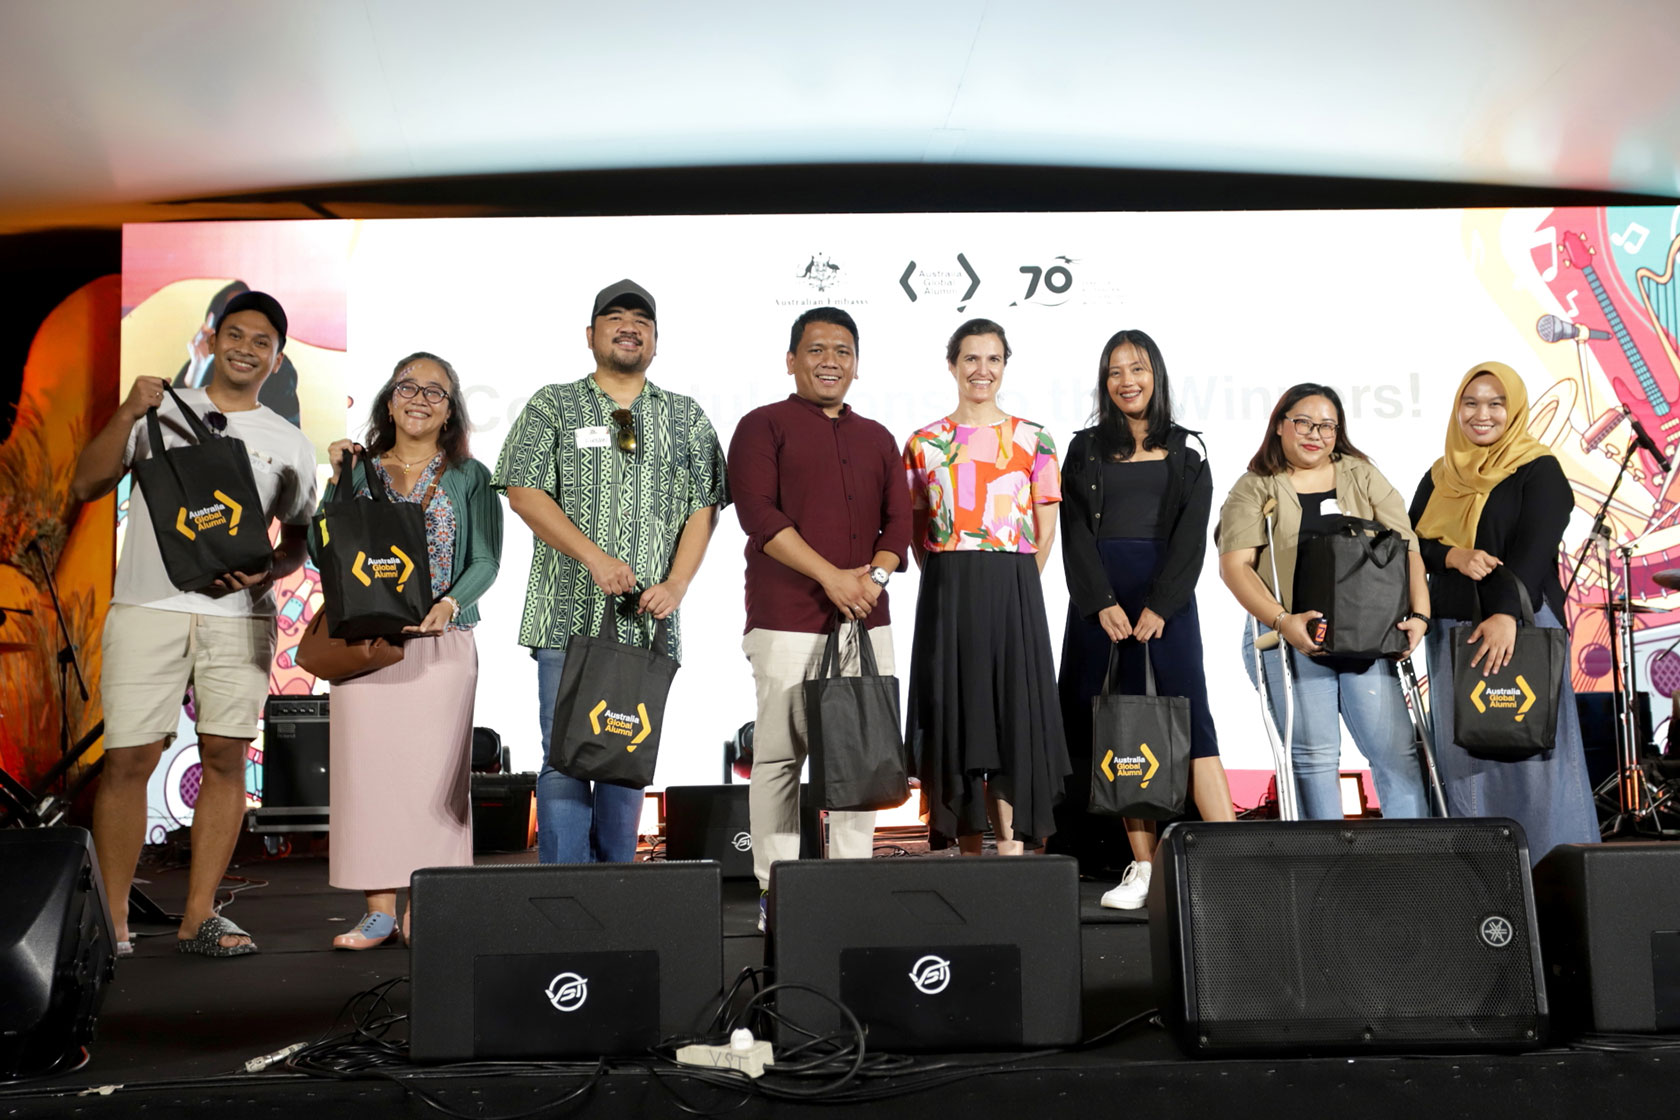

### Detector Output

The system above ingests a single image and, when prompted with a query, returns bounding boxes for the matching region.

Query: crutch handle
[1254,630,1282,652]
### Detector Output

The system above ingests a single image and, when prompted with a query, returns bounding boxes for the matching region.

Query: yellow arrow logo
[629,703,652,748]
[1138,743,1160,788]
[1100,749,1115,781]
[1471,680,1487,714]
[392,546,415,592]
[589,700,607,735]
[317,517,329,546]
[175,507,196,540]
[213,489,243,535]
[1514,675,1535,722]
[352,551,372,586]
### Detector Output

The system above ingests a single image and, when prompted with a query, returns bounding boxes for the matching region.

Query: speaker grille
[1180,823,1538,1047]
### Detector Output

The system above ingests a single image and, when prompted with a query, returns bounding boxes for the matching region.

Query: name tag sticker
[576,426,611,449]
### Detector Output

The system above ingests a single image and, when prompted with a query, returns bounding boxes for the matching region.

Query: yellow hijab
[1415,362,1551,550]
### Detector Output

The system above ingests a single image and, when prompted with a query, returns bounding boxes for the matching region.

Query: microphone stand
[14,541,176,926]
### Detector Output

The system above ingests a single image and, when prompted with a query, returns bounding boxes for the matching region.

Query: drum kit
[1587,561,1680,839]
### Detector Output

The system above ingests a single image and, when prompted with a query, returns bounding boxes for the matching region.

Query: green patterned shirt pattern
[490,376,728,661]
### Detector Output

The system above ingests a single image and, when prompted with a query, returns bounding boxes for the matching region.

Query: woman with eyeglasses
[1215,384,1432,820]
[903,318,1070,854]
[310,352,504,948]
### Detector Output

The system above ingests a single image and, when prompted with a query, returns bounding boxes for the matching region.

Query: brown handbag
[295,610,404,682]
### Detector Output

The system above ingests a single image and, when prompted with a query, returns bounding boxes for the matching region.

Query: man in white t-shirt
[72,291,319,958]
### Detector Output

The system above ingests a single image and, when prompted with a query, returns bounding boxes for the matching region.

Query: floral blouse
[903,416,1061,553]
[366,457,471,632]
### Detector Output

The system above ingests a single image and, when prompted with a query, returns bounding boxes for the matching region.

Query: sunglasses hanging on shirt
[611,409,637,454]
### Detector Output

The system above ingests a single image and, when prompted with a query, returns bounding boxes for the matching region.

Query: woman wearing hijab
[1409,362,1597,863]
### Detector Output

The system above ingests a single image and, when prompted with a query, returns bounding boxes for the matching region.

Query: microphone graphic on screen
[1624,406,1673,473]
[1536,314,1611,343]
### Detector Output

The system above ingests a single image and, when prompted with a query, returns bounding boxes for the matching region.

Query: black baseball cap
[591,279,656,322]
[217,290,288,349]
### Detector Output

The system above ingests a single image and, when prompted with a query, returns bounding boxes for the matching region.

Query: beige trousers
[742,625,895,889]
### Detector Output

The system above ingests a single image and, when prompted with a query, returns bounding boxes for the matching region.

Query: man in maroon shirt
[728,307,912,929]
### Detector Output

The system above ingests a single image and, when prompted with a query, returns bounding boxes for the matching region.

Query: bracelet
[1270,610,1287,632]
[442,596,460,621]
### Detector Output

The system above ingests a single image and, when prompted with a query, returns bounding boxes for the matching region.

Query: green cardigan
[308,457,503,627]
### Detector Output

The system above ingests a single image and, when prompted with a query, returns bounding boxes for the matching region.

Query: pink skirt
[328,628,476,891]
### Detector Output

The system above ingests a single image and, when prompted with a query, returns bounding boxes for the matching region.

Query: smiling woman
[307,350,503,949]
[903,318,1070,856]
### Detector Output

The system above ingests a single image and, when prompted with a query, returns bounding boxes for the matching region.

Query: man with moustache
[495,279,727,864]
[727,307,910,929]
[72,291,318,957]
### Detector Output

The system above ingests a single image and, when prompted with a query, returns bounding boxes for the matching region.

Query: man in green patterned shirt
[492,279,728,863]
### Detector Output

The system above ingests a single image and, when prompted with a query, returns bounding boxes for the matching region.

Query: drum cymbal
[1653,569,1680,592]
[1600,602,1664,614]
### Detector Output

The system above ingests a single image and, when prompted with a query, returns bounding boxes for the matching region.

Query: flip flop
[177,915,258,958]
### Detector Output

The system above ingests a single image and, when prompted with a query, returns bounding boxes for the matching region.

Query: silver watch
[868,566,890,587]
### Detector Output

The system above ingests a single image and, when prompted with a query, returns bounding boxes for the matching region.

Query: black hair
[1090,329,1174,460]
[945,318,1011,364]
[787,306,859,354]
[1247,382,1369,475]
[364,351,473,467]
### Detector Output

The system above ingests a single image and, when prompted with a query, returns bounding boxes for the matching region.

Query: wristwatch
[1403,611,1431,633]
[868,567,890,587]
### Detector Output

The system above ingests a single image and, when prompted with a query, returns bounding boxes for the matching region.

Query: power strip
[675,1029,775,1079]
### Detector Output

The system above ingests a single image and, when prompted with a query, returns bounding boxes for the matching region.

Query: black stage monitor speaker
[769,856,1082,1050]
[1533,841,1680,1035]
[262,695,329,809]
[409,863,722,1061]
[664,784,821,879]
[1149,818,1546,1055]
[0,827,117,1078]
[471,772,537,853]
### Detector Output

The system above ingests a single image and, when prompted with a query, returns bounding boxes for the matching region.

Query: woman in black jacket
[1055,330,1233,908]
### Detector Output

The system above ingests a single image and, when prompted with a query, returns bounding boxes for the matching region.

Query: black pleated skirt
[905,551,1071,847]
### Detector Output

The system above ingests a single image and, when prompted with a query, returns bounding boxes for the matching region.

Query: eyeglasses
[393,380,450,405]
[611,409,637,453]
[1286,415,1339,438]
[204,411,227,433]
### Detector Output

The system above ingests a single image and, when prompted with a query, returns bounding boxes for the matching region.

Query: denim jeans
[1242,626,1430,820]
[533,646,644,863]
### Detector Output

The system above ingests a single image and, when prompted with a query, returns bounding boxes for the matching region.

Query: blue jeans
[1243,627,1430,820]
[533,646,644,863]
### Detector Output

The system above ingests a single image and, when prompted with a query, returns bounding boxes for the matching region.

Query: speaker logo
[545,971,589,1012]
[1479,915,1514,948]
[731,831,753,852]
[1469,677,1536,721]
[908,955,951,995]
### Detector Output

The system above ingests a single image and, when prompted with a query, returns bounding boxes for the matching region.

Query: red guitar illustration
[1559,230,1680,474]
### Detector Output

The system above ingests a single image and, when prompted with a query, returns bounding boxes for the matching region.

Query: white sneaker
[1100,861,1152,910]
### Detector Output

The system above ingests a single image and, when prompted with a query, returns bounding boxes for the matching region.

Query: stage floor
[2,844,1673,1118]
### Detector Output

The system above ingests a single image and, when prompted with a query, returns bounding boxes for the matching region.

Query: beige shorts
[101,604,275,749]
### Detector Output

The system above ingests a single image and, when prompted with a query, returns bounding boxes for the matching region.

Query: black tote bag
[1088,642,1191,820]
[548,597,679,789]
[132,386,272,592]
[314,450,435,640]
[1450,568,1565,758]
[802,619,909,812]
[1293,515,1411,658]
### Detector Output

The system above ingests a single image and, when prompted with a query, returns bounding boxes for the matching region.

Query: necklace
[385,450,437,471]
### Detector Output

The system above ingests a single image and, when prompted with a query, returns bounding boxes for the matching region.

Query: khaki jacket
[1215,456,1418,612]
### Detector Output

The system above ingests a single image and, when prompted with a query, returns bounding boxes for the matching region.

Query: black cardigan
[1060,425,1211,621]
[1407,455,1572,621]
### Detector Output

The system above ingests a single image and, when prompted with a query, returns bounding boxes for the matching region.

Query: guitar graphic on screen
[1559,230,1680,464]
